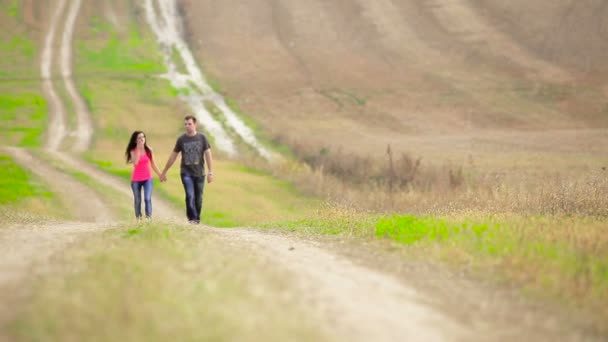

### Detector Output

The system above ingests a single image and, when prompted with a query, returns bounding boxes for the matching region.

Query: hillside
[179,0,608,168]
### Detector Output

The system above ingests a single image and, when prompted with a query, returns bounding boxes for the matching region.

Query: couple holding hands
[125,115,213,224]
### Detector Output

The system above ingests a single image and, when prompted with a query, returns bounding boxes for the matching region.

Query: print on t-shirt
[183,140,202,165]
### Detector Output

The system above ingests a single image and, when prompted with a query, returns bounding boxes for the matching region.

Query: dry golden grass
[9,223,329,341]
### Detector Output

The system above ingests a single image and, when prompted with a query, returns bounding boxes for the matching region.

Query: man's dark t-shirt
[173,133,211,177]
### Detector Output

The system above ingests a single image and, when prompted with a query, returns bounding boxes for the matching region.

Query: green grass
[5,0,19,18]
[0,12,46,147]
[0,154,53,204]
[9,223,327,341]
[268,208,608,331]
[262,202,378,236]
[375,215,496,245]
[0,35,35,59]
[378,213,608,329]
[77,35,165,76]
[0,92,47,147]
[0,153,67,222]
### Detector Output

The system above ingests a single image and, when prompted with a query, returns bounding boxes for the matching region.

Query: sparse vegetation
[0,153,66,223]
[376,213,608,332]
[2,0,608,339]
[10,223,327,341]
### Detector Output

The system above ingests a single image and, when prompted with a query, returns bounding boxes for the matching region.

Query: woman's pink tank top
[132,150,152,181]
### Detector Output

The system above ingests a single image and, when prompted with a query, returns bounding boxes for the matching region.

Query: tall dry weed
[262,138,608,216]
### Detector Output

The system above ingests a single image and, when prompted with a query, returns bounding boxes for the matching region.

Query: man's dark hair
[184,115,197,123]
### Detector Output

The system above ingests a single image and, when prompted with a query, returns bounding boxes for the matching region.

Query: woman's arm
[149,148,162,177]
[130,149,140,166]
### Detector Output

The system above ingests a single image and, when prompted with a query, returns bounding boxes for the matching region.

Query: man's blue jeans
[180,173,205,223]
[131,178,153,219]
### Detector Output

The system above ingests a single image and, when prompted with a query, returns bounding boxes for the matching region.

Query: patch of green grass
[0,92,47,147]
[74,20,170,109]
[374,213,608,328]
[77,35,164,76]
[4,0,19,18]
[0,24,45,147]
[0,35,35,58]
[375,215,495,245]
[0,154,53,204]
[266,207,608,330]
[0,26,38,80]
[262,202,378,236]
[0,153,66,222]
[10,223,327,341]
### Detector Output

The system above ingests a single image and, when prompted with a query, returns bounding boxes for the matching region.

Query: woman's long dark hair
[125,131,152,163]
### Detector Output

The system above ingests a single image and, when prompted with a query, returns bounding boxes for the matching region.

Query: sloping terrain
[179,0,608,166]
[1,1,606,340]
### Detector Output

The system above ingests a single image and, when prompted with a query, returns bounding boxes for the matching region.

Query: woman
[125,131,162,220]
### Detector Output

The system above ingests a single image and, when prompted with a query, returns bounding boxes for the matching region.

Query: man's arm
[204,148,213,183]
[160,151,179,182]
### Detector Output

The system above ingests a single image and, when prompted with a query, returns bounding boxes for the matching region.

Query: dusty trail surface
[220,229,470,341]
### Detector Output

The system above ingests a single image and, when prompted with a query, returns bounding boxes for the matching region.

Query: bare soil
[179,0,608,163]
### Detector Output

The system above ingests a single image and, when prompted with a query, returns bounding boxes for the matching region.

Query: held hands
[157,172,211,183]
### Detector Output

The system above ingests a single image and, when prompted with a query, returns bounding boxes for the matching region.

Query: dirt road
[0,1,603,340]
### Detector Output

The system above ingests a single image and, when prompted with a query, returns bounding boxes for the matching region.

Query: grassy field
[267,207,608,332]
[0,153,68,223]
[0,3,45,148]
[9,223,328,341]
[1,1,607,338]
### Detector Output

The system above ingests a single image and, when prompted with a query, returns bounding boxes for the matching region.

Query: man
[160,115,214,224]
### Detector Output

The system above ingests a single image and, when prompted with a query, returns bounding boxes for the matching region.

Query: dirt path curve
[218,228,472,341]
[41,0,92,153]
[60,0,93,153]
[41,0,68,151]
[3,147,113,223]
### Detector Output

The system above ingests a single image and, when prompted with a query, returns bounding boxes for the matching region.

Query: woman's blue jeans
[180,174,205,223]
[131,179,153,219]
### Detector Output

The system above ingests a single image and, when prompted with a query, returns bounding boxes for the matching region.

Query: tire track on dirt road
[41,0,68,151]
[41,0,92,153]
[60,0,93,153]
[222,229,472,341]
[35,0,120,221]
